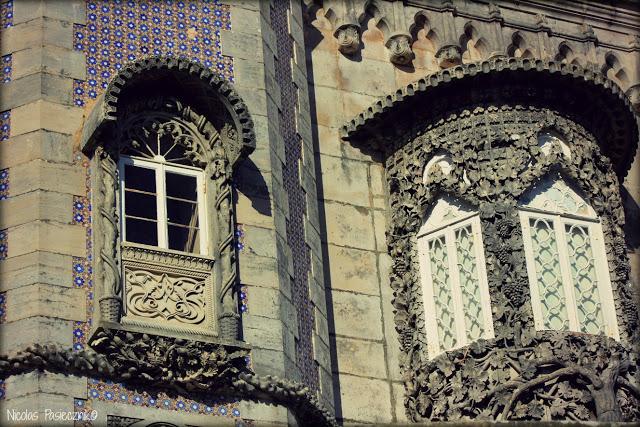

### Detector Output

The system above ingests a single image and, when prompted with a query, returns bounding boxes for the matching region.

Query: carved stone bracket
[334,23,360,55]
[386,33,414,66]
[435,44,462,68]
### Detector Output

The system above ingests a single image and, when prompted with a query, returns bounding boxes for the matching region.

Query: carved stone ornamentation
[386,33,414,66]
[334,23,360,55]
[343,59,640,422]
[435,44,462,68]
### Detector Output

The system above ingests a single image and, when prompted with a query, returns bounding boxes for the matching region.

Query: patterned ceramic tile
[0,110,10,141]
[72,257,93,351]
[72,196,92,227]
[0,292,6,324]
[1,54,11,83]
[73,0,233,106]
[0,0,12,29]
[0,168,8,200]
[0,229,7,260]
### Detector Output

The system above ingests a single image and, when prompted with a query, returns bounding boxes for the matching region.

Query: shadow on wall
[234,157,272,218]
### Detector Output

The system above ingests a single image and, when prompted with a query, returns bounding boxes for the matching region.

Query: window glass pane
[166,172,197,201]
[455,225,485,341]
[565,224,604,334]
[124,164,156,193]
[166,198,199,227]
[124,191,157,220]
[428,236,458,351]
[168,224,200,254]
[529,217,569,330]
[125,218,158,246]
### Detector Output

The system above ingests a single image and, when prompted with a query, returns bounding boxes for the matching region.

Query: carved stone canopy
[343,57,640,177]
[81,56,256,169]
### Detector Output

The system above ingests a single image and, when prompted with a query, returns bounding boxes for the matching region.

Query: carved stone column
[487,2,507,59]
[386,32,414,65]
[334,23,360,55]
[437,0,462,68]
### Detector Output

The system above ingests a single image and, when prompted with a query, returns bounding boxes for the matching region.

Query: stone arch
[411,12,441,70]
[555,41,583,66]
[507,31,534,58]
[460,23,489,63]
[81,57,256,169]
[602,51,630,89]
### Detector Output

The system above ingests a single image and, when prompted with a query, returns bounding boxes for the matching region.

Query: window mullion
[197,172,207,255]
[554,217,578,332]
[471,217,494,339]
[446,227,467,347]
[418,236,441,357]
[156,163,168,249]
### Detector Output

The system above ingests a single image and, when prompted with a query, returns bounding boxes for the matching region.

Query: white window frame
[417,209,494,358]
[118,155,209,256]
[519,206,619,340]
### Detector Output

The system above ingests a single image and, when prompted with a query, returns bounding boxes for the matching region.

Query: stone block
[13,0,85,25]
[220,31,263,61]
[234,58,266,90]
[249,348,286,378]
[392,382,409,422]
[1,18,73,54]
[236,191,274,229]
[338,374,393,423]
[379,253,403,382]
[0,130,74,168]
[243,315,284,350]
[314,124,373,162]
[342,90,378,121]
[0,191,72,230]
[318,366,335,412]
[319,155,371,207]
[331,290,383,340]
[335,336,387,378]
[0,71,73,111]
[229,7,261,35]
[244,286,280,319]
[0,393,76,427]
[314,306,330,345]
[237,400,289,424]
[373,209,389,252]
[337,55,395,96]
[235,162,272,199]
[309,279,327,316]
[6,283,86,322]
[235,85,268,117]
[12,46,85,80]
[0,316,73,354]
[323,202,376,251]
[4,371,86,401]
[312,333,332,370]
[10,159,85,197]
[313,85,345,128]
[0,251,73,292]
[370,163,386,197]
[327,244,380,296]
[11,100,84,136]
[8,221,86,258]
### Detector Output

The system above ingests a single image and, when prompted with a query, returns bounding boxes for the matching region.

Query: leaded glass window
[417,197,494,357]
[519,176,619,339]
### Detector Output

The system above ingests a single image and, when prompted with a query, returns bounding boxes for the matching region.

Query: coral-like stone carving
[334,23,360,55]
[386,33,414,65]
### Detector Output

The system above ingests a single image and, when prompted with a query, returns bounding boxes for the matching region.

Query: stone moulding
[81,56,256,168]
[342,57,639,177]
[0,329,338,427]
[343,57,640,422]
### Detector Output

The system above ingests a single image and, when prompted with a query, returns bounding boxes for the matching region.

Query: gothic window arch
[518,173,620,340]
[417,195,494,357]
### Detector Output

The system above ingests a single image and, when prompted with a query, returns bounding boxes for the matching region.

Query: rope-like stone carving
[380,105,639,422]
[95,146,122,322]
[0,331,338,427]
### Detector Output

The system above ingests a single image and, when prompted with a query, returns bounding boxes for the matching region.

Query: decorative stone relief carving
[335,23,360,55]
[121,243,215,337]
[379,105,639,422]
[386,33,414,65]
[435,44,462,68]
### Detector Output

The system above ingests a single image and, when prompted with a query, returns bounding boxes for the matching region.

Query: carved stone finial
[435,44,462,68]
[386,33,414,66]
[441,0,455,12]
[488,1,502,21]
[630,34,640,50]
[626,84,640,112]
[334,24,360,55]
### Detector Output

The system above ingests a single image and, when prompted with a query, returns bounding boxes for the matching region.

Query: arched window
[118,130,208,255]
[417,196,494,357]
[519,175,619,339]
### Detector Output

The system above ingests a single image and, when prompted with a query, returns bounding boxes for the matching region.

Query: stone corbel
[487,2,507,59]
[334,23,361,55]
[435,44,462,68]
[386,32,414,65]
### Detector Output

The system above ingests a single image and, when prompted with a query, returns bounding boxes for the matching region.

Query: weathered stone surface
[319,155,370,207]
[11,100,84,136]
[9,159,85,197]
[323,202,376,251]
[337,374,393,423]
[5,283,86,322]
[331,290,383,340]
[336,336,387,378]
[0,251,73,292]
[0,130,74,168]
[0,317,72,354]
[327,244,380,295]
[0,191,72,229]
[8,221,85,258]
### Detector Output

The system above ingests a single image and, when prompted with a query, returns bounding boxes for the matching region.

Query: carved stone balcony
[120,242,217,339]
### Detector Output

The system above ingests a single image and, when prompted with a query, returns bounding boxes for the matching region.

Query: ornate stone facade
[0,0,639,425]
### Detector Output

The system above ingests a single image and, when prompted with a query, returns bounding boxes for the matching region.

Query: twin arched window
[418,145,620,357]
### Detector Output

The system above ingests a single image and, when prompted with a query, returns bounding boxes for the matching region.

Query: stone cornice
[341,57,640,177]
